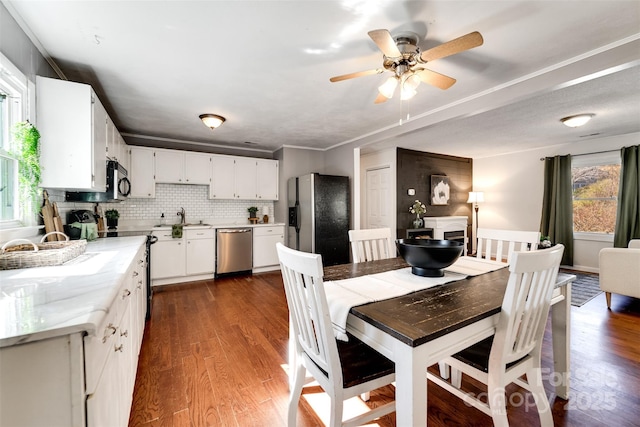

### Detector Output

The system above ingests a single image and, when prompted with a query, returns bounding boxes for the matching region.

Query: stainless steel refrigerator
[287,173,350,266]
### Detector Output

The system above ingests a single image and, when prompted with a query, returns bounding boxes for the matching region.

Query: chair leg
[438,361,450,379]
[288,363,306,427]
[527,367,553,427]
[360,391,370,401]
[605,292,612,309]
[487,377,509,427]
[451,367,462,389]
[329,392,344,427]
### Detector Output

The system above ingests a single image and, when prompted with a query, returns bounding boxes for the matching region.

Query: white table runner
[324,256,507,340]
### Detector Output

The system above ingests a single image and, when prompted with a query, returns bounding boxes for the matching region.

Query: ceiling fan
[330,29,483,104]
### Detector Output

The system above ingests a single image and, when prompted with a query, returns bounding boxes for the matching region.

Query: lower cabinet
[253,225,284,272]
[151,227,215,285]
[0,242,146,427]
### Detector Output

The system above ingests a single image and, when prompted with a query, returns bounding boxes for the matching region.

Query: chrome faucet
[177,207,186,224]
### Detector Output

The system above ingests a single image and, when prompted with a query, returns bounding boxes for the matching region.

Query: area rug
[560,269,602,307]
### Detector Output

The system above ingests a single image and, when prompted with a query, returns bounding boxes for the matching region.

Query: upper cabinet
[155,149,211,185]
[256,159,278,200]
[129,146,155,198]
[209,156,279,200]
[37,76,108,191]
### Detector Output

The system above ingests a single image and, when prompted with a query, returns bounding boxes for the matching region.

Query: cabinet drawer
[84,299,120,395]
[253,226,284,237]
[185,228,215,239]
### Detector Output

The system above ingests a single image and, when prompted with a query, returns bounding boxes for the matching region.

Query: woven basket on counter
[0,232,87,270]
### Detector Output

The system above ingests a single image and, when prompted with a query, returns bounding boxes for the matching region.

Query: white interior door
[366,167,391,229]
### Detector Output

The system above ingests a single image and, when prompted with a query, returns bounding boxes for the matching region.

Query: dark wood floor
[129,271,640,427]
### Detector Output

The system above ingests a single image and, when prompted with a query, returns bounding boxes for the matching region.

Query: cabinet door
[186,237,215,275]
[86,344,120,427]
[105,115,117,160]
[151,239,186,279]
[119,135,130,173]
[92,93,108,190]
[234,157,257,199]
[256,159,278,200]
[184,152,211,185]
[253,226,284,268]
[210,155,236,199]
[129,147,155,198]
[37,76,106,191]
[155,149,184,183]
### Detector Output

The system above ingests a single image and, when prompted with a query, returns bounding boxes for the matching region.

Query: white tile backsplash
[53,184,274,225]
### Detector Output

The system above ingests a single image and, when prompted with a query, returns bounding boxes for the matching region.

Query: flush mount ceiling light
[560,114,594,128]
[199,114,226,129]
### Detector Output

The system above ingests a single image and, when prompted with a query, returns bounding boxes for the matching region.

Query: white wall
[473,132,638,272]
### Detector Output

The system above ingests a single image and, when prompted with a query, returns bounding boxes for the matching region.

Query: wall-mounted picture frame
[431,175,450,205]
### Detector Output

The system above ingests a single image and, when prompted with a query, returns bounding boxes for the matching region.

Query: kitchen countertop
[0,236,146,348]
[119,221,285,233]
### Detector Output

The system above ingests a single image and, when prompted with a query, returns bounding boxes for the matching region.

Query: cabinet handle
[132,271,139,277]
[138,259,144,265]
[103,323,117,342]
[122,289,131,299]
[114,344,124,352]
[120,329,128,337]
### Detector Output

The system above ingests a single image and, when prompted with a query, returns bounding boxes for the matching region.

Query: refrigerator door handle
[295,201,301,233]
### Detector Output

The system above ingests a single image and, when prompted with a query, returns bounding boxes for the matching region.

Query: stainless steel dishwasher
[216,228,253,276]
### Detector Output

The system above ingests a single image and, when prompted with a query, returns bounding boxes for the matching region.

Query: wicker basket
[0,232,88,270]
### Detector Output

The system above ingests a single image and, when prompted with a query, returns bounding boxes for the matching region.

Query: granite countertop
[0,236,146,348]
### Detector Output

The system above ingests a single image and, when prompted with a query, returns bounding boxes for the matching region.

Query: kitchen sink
[153,223,212,227]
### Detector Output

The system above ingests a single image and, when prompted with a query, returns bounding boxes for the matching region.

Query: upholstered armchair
[599,240,640,309]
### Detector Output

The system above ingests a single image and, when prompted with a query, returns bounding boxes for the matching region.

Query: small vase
[412,217,423,229]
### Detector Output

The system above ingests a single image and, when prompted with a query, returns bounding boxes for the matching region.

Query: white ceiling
[6,0,640,159]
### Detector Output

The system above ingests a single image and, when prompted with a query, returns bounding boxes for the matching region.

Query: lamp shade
[199,114,226,129]
[467,191,484,203]
[560,114,593,128]
[378,76,398,99]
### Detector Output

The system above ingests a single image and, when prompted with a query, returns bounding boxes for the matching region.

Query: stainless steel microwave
[65,160,131,202]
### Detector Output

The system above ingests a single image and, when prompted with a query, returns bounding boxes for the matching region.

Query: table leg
[551,281,571,399]
[394,341,428,426]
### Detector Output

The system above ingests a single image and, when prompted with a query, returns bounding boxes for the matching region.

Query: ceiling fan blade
[368,29,402,58]
[420,31,484,62]
[415,68,456,90]
[374,93,389,104]
[329,68,384,82]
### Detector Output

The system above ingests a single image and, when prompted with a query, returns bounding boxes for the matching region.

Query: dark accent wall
[396,148,473,251]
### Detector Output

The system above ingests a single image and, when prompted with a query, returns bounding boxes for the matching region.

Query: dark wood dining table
[323,257,575,426]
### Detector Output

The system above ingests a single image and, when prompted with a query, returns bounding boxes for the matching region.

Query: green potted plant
[247,206,259,219]
[105,209,120,229]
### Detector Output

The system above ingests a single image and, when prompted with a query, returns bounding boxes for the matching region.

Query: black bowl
[396,239,464,277]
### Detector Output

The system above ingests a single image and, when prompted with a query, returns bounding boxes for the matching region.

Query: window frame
[571,151,621,243]
[0,52,29,230]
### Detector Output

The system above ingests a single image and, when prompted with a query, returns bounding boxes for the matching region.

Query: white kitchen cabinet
[155,148,211,185]
[210,155,278,200]
[37,76,107,191]
[106,114,118,161]
[253,225,284,271]
[210,155,236,199]
[256,159,279,200]
[118,134,130,172]
[129,146,156,198]
[0,242,146,427]
[186,228,215,275]
[151,230,186,279]
[234,156,258,199]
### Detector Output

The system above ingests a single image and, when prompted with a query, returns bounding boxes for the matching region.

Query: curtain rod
[539,148,619,161]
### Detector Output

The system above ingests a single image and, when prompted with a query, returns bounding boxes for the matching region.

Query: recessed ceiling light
[199,114,226,129]
[560,114,594,128]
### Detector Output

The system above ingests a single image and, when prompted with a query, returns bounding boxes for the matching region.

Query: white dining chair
[475,228,541,264]
[276,243,396,427]
[428,244,564,427]
[348,227,394,263]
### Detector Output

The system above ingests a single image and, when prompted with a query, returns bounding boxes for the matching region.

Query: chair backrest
[492,244,564,367]
[348,227,393,263]
[276,243,341,383]
[476,228,541,264]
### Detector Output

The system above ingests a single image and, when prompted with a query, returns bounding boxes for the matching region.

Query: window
[0,53,28,228]
[572,151,621,236]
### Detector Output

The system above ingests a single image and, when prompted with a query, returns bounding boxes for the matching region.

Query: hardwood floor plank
[130,273,640,427]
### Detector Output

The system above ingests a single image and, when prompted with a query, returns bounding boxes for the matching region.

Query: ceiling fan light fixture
[199,114,226,129]
[403,73,421,91]
[560,114,594,128]
[378,76,398,99]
